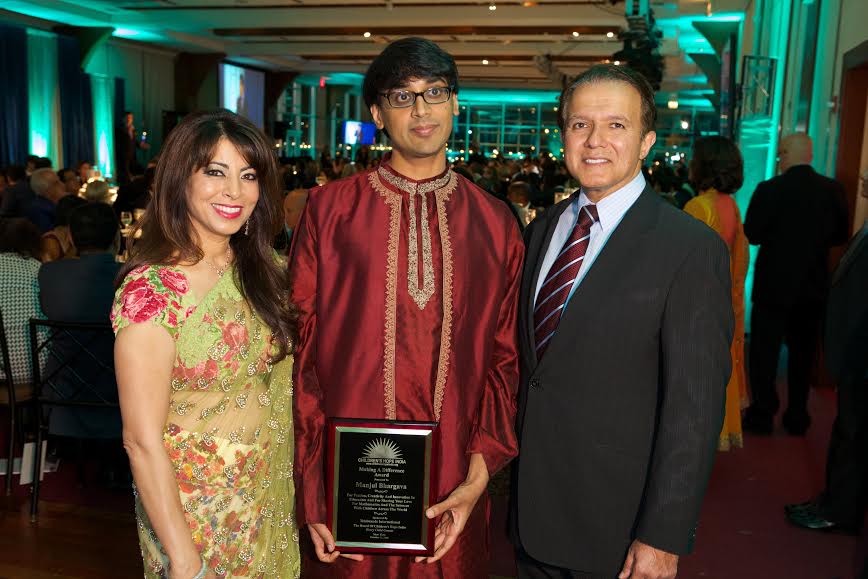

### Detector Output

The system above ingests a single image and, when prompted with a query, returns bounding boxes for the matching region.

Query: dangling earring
[244,218,250,236]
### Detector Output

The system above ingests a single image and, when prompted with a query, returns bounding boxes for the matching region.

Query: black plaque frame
[326,418,439,555]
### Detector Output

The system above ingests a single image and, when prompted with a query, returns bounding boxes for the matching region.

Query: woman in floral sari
[112,110,300,579]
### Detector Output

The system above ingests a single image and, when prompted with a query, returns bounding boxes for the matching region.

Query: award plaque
[326,418,439,555]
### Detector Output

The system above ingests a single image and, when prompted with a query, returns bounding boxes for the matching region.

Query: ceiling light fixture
[613,60,620,65]
[482,59,489,65]
[668,99,679,110]
[489,3,497,10]
[363,31,371,38]
[606,31,615,38]
[572,31,579,37]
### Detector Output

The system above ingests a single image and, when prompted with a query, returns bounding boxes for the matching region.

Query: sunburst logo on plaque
[363,438,403,460]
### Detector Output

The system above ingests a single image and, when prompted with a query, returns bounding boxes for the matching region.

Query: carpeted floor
[488,385,867,579]
[1,383,865,578]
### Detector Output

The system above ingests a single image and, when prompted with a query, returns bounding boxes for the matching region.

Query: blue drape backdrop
[0,24,29,165]
[57,35,94,166]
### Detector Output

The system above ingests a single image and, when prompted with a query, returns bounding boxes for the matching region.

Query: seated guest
[683,136,749,451]
[76,160,93,184]
[113,166,154,218]
[0,218,44,385]
[39,202,120,322]
[57,167,81,195]
[38,202,122,440]
[28,167,66,232]
[42,195,88,262]
[83,180,112,205]
[283,188,308,245]
[508,181,535,227]
[0,165,32,219]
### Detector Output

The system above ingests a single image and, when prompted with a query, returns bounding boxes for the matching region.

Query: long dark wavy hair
[116,109,297,360]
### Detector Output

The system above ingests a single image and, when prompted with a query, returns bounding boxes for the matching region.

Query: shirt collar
[576,171,646,233]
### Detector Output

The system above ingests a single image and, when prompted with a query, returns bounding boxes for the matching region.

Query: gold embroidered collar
[377,163,453,196]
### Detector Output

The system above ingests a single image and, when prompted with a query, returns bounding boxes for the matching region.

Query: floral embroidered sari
[112,265,300,578]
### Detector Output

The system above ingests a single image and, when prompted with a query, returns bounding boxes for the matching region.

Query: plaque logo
[363,438,403,460]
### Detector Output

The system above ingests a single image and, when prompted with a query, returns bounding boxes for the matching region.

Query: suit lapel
[524,199,575,365]
[541,187,660,364]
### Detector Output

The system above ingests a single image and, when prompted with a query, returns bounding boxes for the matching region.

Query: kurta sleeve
[288,197,328,526]
[635,234,733,555]
[465,223,524,475]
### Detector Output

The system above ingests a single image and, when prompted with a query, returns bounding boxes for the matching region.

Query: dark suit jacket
[825,225,868,382]
[512,187,733,576]
[38,253,122,438]
[744,165,849,307]
[0,180,35,218]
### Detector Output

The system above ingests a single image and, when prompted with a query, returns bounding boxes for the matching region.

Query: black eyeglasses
[379,86,455,108]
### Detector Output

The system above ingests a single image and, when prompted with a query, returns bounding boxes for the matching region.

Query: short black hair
[55,194,88,227]
[363,37,459,109]
[5,165,25,183]
[689,136,744,195]
[558,64,657,135]
[0,218,42,259]
[34,157,53,169]
[69,202,119,252]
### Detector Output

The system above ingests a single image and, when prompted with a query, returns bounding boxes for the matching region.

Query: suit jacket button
[530,378,541,389]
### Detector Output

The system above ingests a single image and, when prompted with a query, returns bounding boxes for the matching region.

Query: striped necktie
[534,203,598,359]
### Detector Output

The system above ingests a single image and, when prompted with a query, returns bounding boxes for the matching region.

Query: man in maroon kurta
[289,37,523,578]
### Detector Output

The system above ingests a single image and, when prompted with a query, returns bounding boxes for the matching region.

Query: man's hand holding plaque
[414,453,490,564]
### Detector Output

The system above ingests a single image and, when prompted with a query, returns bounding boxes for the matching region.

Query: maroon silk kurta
[290,162,523,578]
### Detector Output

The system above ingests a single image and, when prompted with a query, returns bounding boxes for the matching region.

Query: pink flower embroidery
[221,322,249,350]
[121,277,170,324]
[158,268,189,295]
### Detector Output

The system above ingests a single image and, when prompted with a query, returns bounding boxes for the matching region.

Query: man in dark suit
[786,172,868,536]
[38,202,121,440]
[742,134,849,435]
[116,111,149,184]
[511,64,733,579]
[0,165,33,218]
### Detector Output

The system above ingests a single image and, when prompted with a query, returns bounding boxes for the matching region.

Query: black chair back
[29,319,118,410]
[28,318,119,520]
[0,309,16,495]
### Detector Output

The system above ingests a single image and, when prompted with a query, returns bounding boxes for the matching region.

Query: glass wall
[278,81,565,162]
[449,92,563,161]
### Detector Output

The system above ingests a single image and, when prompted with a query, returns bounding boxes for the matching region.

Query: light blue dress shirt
[533,171,647,308]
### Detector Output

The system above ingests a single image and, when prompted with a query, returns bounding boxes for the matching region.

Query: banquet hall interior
[1,0,868,577]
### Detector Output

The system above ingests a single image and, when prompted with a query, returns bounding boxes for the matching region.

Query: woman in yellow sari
[684,136,749,451]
